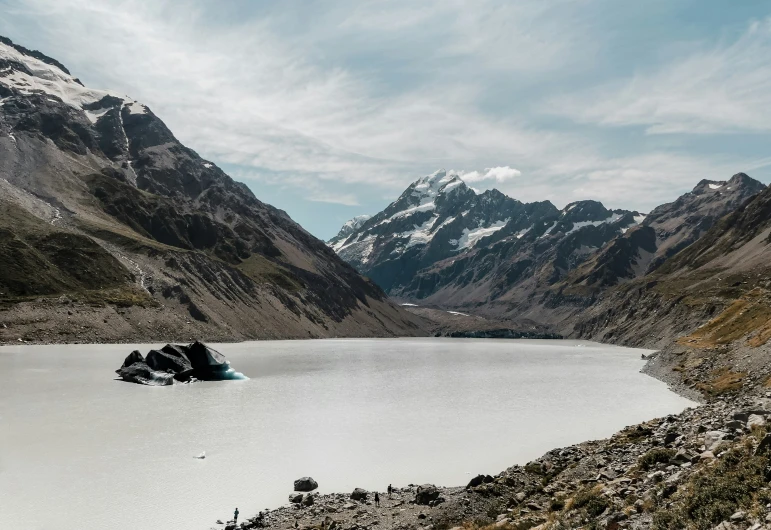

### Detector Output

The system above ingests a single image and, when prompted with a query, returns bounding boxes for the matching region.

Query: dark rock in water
[351,488,368,501]
[415,484,440,505]
[294,477,319,492]
[115,342,246,386]
[186,341,228,370]
[121,350,144,368]
[116,361,175,386]
[146,348,192,373]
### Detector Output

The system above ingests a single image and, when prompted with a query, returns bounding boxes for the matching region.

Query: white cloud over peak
[457,166,521,184]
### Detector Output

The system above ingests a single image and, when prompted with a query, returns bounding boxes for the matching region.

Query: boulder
[747,414,766,429]
[146,348,192,373]
[294,477,319,492]
[732,410,769,422]
[663,432,680,445]
[289,493,303,504]
[704,431,726,452]
[351,488,368,501]
[672,449,698,465]
[466,475,487,488]
[302,493,315,506]
[415,484,440,505]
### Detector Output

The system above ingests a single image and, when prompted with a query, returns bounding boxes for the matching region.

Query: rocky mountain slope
[330,170,766,341]
[574,180,771,350]
[561,173,765,294]
[0,36,425,343]
[331,169,561,293]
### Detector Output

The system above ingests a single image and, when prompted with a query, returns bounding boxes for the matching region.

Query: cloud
[1,0,768,239]
[0,0,587,196]
[548,18,771,134]
[456,166,521,183]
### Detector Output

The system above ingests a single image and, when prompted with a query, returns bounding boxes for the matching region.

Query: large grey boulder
[289,493,303,504]
[704,431,726,452]
[747,414,766,429]
[294,477,319,492]
[351,488,368,501]
[415,484,440,505]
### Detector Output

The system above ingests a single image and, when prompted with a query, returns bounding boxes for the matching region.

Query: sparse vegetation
[695,367,746,396]
[652,444,771,530]
[638,448,676,471]
[571,486,609,518]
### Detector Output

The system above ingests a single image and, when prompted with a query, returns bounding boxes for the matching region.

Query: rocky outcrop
[115,341,245,385]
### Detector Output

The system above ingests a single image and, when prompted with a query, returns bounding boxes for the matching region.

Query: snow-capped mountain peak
[328,215,371,251]
[0,38,148,128]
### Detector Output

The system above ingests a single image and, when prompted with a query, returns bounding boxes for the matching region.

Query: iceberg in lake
[115,342,247,386]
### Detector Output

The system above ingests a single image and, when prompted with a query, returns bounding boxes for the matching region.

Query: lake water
[0,338,694,530]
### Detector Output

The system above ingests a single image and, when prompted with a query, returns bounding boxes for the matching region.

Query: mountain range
[329,169,767,343]
[0,35,424,343]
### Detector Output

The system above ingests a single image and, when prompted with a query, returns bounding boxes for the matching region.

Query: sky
[2,0,771,240]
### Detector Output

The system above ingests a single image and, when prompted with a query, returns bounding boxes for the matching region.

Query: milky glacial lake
[0,338,694,530]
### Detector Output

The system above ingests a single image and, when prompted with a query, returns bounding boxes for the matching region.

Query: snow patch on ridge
[453,219,509,250]
[0,40,147,125]
[564,213,623,235]
[708,183,723,190]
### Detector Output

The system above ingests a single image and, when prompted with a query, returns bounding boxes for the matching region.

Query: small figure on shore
[374,492,380,507]
[294,519,299,529]
[387,484,393,498]
[234,507,239,525]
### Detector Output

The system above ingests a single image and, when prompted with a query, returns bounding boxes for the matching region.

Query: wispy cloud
[1,0,769,238]
[549,18,771,135]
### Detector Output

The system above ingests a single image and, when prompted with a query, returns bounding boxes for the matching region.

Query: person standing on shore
[374,492,380,507]
[234,507,239,525]
[387,484,393,498]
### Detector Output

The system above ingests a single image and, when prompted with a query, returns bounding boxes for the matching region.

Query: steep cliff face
[0,36,425,342]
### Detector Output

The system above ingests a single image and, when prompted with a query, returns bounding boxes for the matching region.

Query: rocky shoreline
[215,351,771,530]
